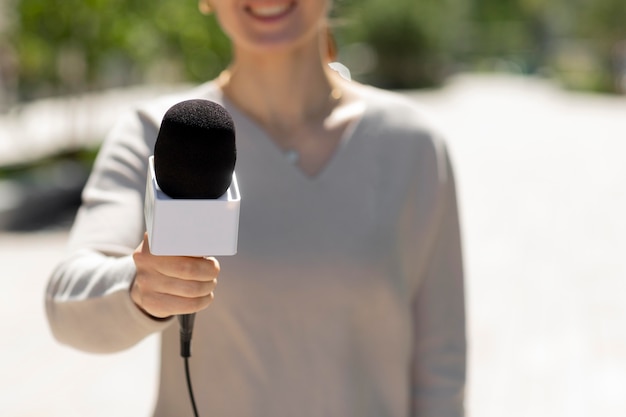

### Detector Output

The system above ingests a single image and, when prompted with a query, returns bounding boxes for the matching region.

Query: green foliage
[7,0,626,97]
[559,0,626,92]
[13,0,230,100]
[336,0,470,88]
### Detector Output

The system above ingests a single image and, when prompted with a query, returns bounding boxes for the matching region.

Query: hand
[130,233,220,319]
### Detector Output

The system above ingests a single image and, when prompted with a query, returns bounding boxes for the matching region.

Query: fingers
[130,234,222,319]
[137,235,221,282]
[140,274,217,298]
[132,287,215,318]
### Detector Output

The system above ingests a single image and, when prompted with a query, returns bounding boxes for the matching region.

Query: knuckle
[132,251,145,267]
[172,262,188,277]
[178,280,201,297]
[197,293,215,310]
[176,259,197,278]
[139,293,163,316]
[133,271,148,285]
[188,280,215,297]
[207,257,221,274]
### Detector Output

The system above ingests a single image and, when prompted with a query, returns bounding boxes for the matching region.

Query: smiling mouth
[245,2,296,20]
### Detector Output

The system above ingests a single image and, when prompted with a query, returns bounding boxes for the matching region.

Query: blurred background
[1,0,626,416]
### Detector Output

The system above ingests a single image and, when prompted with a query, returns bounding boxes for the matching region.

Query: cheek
[214,14,235,40]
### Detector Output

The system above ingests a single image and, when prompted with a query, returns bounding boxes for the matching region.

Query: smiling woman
[44,1,467,416]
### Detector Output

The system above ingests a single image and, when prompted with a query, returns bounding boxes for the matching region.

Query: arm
[45,109,172,353]
[45,249,173,353]
[411,145,467,417]
[45,103,223,353]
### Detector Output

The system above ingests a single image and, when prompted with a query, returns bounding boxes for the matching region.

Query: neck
[218,40,342,133]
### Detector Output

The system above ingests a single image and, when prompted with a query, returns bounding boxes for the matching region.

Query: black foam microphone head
[154,99,236,199]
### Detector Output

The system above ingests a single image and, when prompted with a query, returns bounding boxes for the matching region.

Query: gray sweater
[46,81,466,417]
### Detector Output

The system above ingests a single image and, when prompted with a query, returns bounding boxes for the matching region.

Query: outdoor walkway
[1,74,625,416]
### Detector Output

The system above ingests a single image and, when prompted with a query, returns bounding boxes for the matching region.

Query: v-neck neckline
[215,86,368,182]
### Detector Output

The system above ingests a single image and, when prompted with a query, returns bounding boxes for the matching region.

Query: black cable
[179,314,198,416]
[179,314,195,358]
[184,356,200,417]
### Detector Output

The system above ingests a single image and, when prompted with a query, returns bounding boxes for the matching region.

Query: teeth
[249,4,290,17]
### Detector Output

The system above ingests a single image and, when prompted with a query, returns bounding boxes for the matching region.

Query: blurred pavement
[1,74,626,416]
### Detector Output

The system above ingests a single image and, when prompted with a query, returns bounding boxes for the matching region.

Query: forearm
[411,234,466,417]
[45,249,173,353]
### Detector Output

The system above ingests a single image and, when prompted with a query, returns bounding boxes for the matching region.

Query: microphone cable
[184,356,200,417]
[179,314,200,417]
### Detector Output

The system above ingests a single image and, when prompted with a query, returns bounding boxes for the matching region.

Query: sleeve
[45,109,174,354]
[411,144,467,417]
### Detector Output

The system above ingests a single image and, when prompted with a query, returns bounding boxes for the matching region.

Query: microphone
[154,99,236,199]
[144,99,240,357]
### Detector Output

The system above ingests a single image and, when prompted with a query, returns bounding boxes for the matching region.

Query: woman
[46,1,466,416]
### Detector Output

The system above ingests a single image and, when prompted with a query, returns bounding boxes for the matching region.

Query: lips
[245,1,296,21]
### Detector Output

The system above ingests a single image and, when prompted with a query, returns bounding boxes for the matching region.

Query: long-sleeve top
[46,80,466,417]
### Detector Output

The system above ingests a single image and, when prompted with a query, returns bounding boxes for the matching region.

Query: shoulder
[350,85,458,211]
[104,81,223,151]
[355,83,444,141]
[350,82,449,165]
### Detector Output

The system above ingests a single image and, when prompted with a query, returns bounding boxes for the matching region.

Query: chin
[239,27,321,56]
